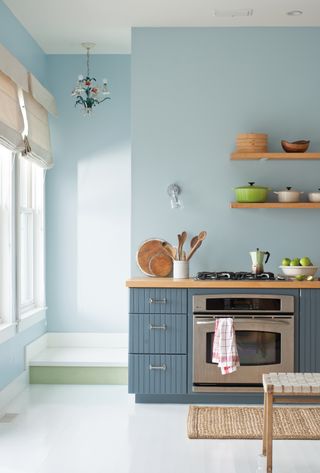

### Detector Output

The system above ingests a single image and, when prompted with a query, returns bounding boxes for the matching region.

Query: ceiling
[3,0,319,54]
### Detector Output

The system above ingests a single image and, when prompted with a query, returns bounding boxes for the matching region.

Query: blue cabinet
[130,288,187,314]
[129,286,320,401]
[128,354,187,394]
[299,289,320,372]
[129,313,187,354]
[129,288,188,395]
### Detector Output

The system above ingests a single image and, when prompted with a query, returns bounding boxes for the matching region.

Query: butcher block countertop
[126,277,320,289]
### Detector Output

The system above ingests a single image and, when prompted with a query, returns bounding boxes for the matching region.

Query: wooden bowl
[281,140,310,153]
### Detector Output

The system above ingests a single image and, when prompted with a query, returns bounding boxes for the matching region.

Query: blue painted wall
[132,28,320,276]
[0,0,47,85]
[46,55,131,333]
[0,0,47,390]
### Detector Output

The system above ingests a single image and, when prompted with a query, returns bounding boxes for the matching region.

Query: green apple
[290,258,300,266]
[281,258,291,266]
[295,275,305,281]
[300,257,312,267]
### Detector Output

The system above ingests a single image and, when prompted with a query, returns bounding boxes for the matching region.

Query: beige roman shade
[0,42,29,150]
[0,71,24,150]
[20,73,57,169]
[0,44,57,167]
[21,90,53,168]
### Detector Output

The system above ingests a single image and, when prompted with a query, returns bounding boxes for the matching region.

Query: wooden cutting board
[136,238,173,277]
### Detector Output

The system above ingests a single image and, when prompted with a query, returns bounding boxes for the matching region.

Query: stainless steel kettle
[249,248,270,275]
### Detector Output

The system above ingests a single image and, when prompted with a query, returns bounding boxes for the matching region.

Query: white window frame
[0,149,47,342]
[16,154,47,332]
[0,145,16,343]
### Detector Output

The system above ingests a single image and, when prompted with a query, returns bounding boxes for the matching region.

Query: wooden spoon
[190,236,198,249]
[179,231,187,260]
[186,231,207,261]
[177,233,182,260]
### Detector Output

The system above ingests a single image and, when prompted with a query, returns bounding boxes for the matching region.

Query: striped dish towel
[212,318,240,375]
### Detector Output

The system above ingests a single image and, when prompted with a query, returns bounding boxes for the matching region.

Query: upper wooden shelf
[231,152,320,160]
[231,202,320,209]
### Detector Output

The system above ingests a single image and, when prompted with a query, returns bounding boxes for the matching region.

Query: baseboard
[47,332,128,348]
[0,371,28,415]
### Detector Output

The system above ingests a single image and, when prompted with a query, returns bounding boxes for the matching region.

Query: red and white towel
[212,318,240,375]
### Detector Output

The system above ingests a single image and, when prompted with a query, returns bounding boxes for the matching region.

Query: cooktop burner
[195,271,276,281]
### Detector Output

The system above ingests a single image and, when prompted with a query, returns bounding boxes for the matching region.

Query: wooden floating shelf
[231,152,320,160]
[231,202,320,209]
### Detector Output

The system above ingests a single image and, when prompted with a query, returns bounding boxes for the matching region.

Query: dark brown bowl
[281,140,310,153]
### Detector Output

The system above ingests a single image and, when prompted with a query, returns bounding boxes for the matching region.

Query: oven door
[193,316,294,391]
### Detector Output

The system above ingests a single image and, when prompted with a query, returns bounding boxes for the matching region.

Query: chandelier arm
[97,97,111,104]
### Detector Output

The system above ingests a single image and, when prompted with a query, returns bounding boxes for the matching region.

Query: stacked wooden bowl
[236,133,268,153]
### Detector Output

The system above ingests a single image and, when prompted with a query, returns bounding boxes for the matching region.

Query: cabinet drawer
[129,314,187,354]
[129,288,187,314]
[128,354,187,394]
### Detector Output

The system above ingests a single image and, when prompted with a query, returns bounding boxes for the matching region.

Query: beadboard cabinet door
[128,354,187,394]
[299,289,320,372]
[129,314,187,354]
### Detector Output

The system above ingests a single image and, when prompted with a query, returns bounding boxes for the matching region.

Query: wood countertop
[126,277,320,289]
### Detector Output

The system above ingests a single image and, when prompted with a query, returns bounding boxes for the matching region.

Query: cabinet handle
[149,324,167,330]
[148,297,167,305]
[149,364,167,371]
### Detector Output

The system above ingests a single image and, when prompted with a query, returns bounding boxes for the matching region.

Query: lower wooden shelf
[231,202,320,209]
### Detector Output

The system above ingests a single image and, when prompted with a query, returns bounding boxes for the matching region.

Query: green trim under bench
[30,366,128,385]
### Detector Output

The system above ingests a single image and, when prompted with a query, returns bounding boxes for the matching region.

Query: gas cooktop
[195,271,277,281]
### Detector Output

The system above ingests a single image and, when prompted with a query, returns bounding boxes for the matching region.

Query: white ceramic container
[173,261,189,279]
[274,187,303,203]
[279,265,318,277]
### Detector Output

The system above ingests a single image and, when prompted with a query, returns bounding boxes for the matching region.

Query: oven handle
[195,318,292,325]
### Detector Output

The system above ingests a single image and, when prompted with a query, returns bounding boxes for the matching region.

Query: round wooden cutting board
[136,238,173,277]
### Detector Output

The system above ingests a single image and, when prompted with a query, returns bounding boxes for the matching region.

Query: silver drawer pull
[148,297,167,305]
[149,364,167,371]
[149,324,167,330]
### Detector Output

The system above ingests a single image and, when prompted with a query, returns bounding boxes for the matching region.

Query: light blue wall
[46,54,131,333]
[132,27,320,276]
[0,0,47,85]
[0,0,47,390]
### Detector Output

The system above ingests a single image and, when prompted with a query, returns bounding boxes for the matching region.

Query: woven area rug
[187,406,320,440]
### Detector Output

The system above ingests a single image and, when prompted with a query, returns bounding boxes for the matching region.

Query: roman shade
[0,43,29,150]
[0,71,24,150]
[0,44,57,168]
[20,73,57,169]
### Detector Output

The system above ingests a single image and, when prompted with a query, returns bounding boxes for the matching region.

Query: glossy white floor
[0,385,319,473]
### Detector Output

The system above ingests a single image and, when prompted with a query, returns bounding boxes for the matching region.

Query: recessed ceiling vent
[213,9,253,18]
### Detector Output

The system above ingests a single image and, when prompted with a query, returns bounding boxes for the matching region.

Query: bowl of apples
[279,257,318,280]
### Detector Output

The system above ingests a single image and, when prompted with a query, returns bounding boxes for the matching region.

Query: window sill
[18,307,47,332]
[0,323,16,344]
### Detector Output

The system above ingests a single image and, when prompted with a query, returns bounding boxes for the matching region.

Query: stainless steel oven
[193,294,294,392]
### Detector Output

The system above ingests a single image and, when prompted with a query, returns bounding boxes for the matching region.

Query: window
[0,147,46,338]
[0,144,13,326]
[18,156,45,319]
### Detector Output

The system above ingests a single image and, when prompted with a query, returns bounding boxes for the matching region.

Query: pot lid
[235,181,269,190]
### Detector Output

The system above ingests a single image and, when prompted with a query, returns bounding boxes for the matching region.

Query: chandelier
[72,42,110,115]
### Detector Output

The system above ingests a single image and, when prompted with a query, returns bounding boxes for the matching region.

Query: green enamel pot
[234,182,270,203]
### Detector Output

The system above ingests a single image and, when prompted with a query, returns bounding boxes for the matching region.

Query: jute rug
[187,406,320,440]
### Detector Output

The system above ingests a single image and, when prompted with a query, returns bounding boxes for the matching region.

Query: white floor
[0,385,319,473]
